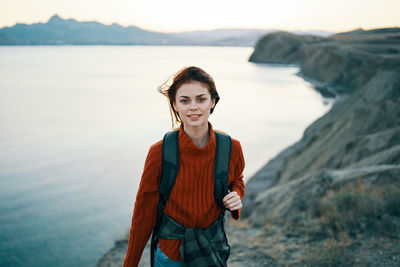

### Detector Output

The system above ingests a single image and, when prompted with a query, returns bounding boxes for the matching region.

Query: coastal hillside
[1,14,332,47]
[239,28,400,265]
[250,28,400,96]
[97,28,400,266]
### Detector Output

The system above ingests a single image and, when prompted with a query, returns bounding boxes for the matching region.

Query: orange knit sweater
[123,121,245,266]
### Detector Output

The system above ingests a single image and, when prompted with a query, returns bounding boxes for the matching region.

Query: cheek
[178,103,186,109]
[200,103,213,112]
[206,101,214,109]
[175,103,187,112]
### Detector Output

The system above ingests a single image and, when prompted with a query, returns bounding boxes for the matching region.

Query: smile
[188,114,201,120]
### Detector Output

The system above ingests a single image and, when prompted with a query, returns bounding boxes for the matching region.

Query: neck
[182,122,210,148]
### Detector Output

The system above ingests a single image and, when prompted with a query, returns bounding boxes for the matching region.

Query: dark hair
[157,66,220,129]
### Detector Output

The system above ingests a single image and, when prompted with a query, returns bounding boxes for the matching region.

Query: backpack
[150,128,232,266]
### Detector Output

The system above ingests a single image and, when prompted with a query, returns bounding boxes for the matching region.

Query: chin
[184,118,207,127]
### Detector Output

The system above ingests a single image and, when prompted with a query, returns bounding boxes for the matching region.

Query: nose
[189,101,199,110]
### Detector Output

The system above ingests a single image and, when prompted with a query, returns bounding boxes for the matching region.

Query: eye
[198,98,206,102]
[180,99,189,104]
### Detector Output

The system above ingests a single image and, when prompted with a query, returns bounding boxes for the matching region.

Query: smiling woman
[172,82,216,147]
[157,66,220,130]
[123,66,245,267]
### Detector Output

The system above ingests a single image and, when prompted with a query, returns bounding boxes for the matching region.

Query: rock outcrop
[250,28,400,97]
[240,28,400,265]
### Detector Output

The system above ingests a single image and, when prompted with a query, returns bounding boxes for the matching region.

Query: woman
[123,66,245,267]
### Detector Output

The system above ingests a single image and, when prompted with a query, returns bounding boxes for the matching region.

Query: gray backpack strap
[150,129,179,267]
[159,129,180,205]
[214,131,232,210]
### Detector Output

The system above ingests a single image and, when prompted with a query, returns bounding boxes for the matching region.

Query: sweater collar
[179,121,216,155]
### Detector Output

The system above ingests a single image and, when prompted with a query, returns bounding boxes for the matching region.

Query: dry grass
[301,238,367,266]
[316,179,400,239]
[299,179,400,266]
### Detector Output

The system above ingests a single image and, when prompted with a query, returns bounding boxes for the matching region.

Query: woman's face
[173,81,216,129]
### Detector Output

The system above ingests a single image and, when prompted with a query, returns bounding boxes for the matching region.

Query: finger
[225,199,242,209]
[222,191,239,202]
[225,198,239,206]
[228,202,242,211]
[222,193,232,202]
[224,194,240,205]
[223,198,239,208]
[222,192,235,201]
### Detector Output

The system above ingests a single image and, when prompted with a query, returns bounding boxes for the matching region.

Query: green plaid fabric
[158,211,230,267]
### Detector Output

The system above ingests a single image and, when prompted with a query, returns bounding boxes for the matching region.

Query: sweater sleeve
[123,141,162,267]
[228,139,245,220]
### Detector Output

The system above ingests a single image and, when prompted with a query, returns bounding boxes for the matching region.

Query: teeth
[190,115,200,117]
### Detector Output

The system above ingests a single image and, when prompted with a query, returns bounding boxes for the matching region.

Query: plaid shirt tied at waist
[157,211,230,267]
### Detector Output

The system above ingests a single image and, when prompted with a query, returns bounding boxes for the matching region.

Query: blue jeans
[154,243,186,267]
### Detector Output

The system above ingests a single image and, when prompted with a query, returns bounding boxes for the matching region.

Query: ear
[211,98,216,109]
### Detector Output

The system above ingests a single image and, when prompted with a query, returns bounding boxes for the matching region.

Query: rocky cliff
[250,28,400,97]
[240,28,400,265]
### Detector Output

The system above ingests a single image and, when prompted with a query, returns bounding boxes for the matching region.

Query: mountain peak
[48,14,64,23]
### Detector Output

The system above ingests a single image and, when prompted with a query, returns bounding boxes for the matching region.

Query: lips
[188,114,201,120]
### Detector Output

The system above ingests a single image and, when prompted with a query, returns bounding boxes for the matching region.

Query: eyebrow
[178,94,206,98]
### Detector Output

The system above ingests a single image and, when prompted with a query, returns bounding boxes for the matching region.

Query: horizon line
[1,13,399,34]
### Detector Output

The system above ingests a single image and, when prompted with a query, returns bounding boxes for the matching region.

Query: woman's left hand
[222,191,242,211]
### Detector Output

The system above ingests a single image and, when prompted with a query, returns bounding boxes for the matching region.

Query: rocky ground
[98,214,400,266]
[98,28,400,266]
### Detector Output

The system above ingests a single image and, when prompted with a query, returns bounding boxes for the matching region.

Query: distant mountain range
[0,14,334,46]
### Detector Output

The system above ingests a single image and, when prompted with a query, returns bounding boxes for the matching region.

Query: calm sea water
[0,46,332,267]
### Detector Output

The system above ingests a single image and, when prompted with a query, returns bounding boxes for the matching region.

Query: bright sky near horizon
[1,0,399,33]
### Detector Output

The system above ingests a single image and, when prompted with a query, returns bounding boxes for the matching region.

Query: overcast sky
[1,0,399,33]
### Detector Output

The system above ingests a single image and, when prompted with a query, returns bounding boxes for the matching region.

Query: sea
[0,45,333,267]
